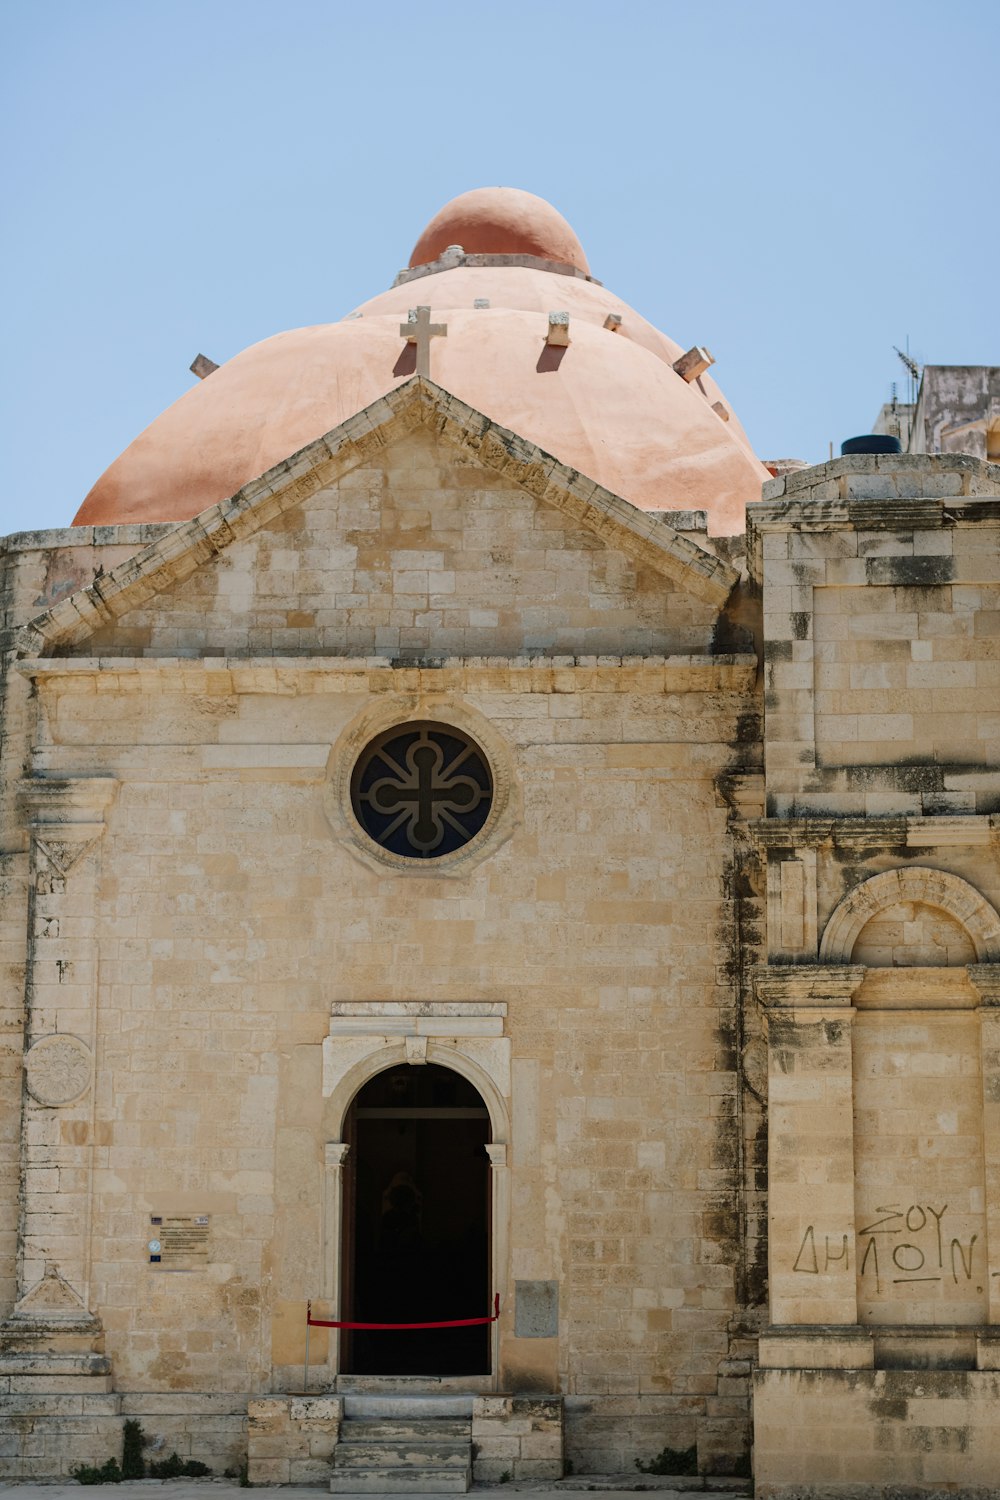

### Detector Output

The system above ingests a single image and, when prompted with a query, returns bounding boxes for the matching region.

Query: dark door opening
[342,1063,491,1375]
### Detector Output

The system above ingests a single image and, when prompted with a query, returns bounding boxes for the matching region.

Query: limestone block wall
[749,452,1000,820]
[751,453,1000,1496]
[247,1396,341,1486]
[77,431,722,661]
[1,412,760,1476]
[0,1392,247,1481]
[471,1395,563,1482]
[754,1369,1000,1497]
[10,652,758,1471]
[0,526,168,1320]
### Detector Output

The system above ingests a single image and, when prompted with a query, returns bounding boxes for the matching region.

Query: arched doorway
[341,1063,491,1375]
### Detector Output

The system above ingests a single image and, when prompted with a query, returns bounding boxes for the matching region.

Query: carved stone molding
[19,777,119,879]
[751,814,998,853]
[820,867,1000,964]
[24,1034,93,1107]
[2,1262,102,1341]
[18,777,119,825]
[969,965,1000,1007]
[322,1003,511,1151]
[753,964,865,1009]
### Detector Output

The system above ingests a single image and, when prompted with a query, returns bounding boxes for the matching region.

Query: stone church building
[1,188,999,1495]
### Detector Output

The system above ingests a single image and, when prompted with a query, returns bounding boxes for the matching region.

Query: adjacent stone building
[1,188,998,1495]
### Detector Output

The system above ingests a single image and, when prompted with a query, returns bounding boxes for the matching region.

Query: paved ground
[0,1481,740,1499]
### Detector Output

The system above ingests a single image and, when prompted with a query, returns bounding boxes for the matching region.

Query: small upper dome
[409,187,590,275]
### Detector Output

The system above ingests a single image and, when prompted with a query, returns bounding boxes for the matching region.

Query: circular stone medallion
[350,721,493,859]
[25,1034,93,1107]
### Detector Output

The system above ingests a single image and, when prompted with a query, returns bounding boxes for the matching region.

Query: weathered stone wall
[752,454,1000,1497]
[754,1368,1000,1497]
[0,1391,247,1481]
[247,1395,341,1486]
[79,430,721,660]
[0,431,761,1477]
[749,452,1000,819]
[0,527,167,1320]
[21,662,753,1440]
[471,1395,563,1482]
[853,1006,986,1325]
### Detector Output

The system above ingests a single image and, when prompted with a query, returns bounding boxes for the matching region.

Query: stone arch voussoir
[323,1038,510,1147]
[819,865,1000,964]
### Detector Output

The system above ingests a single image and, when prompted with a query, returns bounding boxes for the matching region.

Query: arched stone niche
[813,868,1000,1330]
[819,866,1000,966]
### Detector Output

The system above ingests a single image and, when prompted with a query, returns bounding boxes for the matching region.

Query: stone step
[338,1419,471,1443]
[342,1394,475,1420]
[329,1462,470,1494]
[334,1440,470,1469]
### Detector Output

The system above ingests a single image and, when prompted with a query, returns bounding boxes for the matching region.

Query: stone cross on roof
[400,305,447,378]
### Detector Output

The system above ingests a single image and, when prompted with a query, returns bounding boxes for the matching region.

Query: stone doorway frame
[319,1003,511,1385]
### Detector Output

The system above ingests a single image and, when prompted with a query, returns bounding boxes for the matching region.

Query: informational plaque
[148,1214,210,1269]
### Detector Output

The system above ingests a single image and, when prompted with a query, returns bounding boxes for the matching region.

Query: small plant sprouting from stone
[71,1459,123,1485]
[499,1470,511,1483]
[122,1420,145,1480]
[147,1453,211,1479]
[71,1422,212,1485]
[635,1443,698,1476]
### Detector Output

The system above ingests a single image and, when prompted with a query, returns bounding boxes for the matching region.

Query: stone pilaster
[486,1142,509,1383]
[970,965,1000,1329]
[319,1141,349,1381]
[0,777,117,1379]
[755,965,864,1330]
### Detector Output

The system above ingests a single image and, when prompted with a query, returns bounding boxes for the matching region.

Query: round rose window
[350,722,494,859]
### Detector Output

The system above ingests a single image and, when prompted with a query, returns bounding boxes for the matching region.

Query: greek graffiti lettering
[950,1235,978,1284]
[825,1235,849,1270]
[792,1225,819,1274]
[790,1228,851,1274]
[892,1243,925,1273]
[860,1237,880,1292]
[792,1202,976,1293]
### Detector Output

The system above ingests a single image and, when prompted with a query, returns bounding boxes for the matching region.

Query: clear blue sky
[2,0,997,535]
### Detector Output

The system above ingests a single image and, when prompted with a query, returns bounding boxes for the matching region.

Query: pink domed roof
[74,192,768,536]
[409,187,590,274]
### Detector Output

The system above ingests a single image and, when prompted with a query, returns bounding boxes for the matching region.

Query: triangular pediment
[17,379,738,658]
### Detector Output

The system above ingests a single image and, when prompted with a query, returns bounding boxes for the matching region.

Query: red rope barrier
[307,1293,500,1330]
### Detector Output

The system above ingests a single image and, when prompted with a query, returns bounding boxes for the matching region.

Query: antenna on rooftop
[893,340,922,408]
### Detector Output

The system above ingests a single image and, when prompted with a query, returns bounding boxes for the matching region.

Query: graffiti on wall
[791,1202,982,1293]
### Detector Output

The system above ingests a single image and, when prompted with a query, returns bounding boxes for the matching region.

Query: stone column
[486,1142,509,1387]
[320,1142,349,1379]
[755,965,866,1350]
[0,777,117,1380]
[970,965,1000,1336]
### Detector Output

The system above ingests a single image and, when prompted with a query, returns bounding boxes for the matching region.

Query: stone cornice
[753,964,865,1008]
[969,965,1000,1007]
[746,455,1000,581]
[17,653,758,696]
[750,814,999,852]
[14,381,738,661]
[17,777,119,825]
